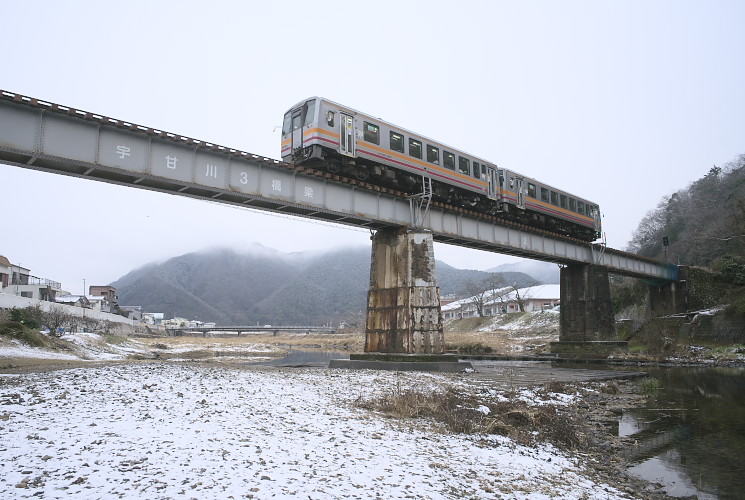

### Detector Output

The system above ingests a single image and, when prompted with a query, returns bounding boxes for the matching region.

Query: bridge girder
[0,89,677,281]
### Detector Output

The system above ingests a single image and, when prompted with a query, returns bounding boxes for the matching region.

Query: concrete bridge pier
[648,267,688,316]
[551,263,626,357]
[364,227,445,354]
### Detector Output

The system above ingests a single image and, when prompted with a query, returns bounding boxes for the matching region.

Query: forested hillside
[627,155,745,274]
[113,247,538,325]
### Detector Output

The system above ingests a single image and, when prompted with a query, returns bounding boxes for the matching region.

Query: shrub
[450,342,494,354]
[9,306,44,329]
[639,377,661,395]
[0,321,46,347]
[356,385,582,450]
[713,255,745,286]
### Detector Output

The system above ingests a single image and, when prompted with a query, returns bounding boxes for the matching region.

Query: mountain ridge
[113,247,541,325]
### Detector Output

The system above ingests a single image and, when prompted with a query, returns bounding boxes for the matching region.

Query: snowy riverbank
[0,362,637,499]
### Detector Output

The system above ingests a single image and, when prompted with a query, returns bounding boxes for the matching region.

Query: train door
[516,178,525,209]
[592,206,602,235]
[487,167,498,199]
[290,107,304,153]
[339,113,355,157]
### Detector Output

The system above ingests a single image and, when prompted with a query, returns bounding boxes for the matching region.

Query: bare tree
[43,305,72,336]
[460,274,507,317]
[511,284,532,313]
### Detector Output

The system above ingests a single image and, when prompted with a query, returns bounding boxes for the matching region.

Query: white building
[55,295,91,308]
[443,284,560,320]
[0,255,64,301]
[86,295,111,313]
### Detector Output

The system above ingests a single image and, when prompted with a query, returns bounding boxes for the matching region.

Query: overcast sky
[1,0,743,294]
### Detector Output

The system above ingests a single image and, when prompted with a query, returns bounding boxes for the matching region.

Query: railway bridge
[0,90,683,356]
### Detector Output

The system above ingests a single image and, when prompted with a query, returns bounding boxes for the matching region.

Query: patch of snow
[0,340,79,360]
[58,332,151,361]
[0,364,626,499]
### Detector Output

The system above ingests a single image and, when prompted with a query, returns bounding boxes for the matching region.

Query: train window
[577,201,585,214]
[527,183,537,198]
[409,139,422,159]
[363,122,380,144]
[292,110,302,131]
[560,195,568,209]
[443,151,455,170]
[550,191,559,206]
[303,100,316,126]
[326,111,335,127]
[458,157,470,175]
[282,111,292,135]
[427,145,440,164]
[472,162,480,179]
[540,187,549,203]
[569,198,577,212]
[390,132,404,153]
[509,177,514,189]
[481,165,487,179]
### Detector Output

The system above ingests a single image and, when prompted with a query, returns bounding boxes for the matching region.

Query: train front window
[390,132,404,153]
[444,151,455,170]
[291,110,302,131]
[363,122,380,144]
[427,145,439,164]
[282,112,292,135]
[459,157,470,175]
[409,139,422,159]
[303,100,316,126]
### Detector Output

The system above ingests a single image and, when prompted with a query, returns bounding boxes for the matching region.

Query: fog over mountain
[487,261,561,285]
[113,246,540,325]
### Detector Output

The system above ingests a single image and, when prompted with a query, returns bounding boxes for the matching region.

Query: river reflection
[622,366,745,499]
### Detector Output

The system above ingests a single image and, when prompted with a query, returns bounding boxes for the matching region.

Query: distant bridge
[0,89,677,281]
[167,325,337,336]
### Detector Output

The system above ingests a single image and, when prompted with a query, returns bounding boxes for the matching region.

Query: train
[281,97,602,241]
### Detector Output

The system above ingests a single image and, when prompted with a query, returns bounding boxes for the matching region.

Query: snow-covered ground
[0,362,629,499]
[0,332,284,364]
[0,340,80,361]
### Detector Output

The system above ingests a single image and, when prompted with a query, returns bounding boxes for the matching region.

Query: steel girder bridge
[0,89,677,282]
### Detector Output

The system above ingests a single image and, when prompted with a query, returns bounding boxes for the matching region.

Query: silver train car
[281,97,602,241]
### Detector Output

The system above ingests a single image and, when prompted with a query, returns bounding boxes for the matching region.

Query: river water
[619,366,745,499]
[250,347,350,367]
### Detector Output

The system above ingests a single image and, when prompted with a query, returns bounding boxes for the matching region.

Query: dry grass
[135,314,557,357]
[133,313,558,358]
[443,313,559,355]
[356,385,583,450]
[136,332,364,359]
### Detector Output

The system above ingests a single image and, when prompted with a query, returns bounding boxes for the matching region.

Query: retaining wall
[0,293,143,334]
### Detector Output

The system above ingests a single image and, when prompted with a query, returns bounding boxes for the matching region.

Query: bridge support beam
[551,264,625,357]
[364,227,444,354]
